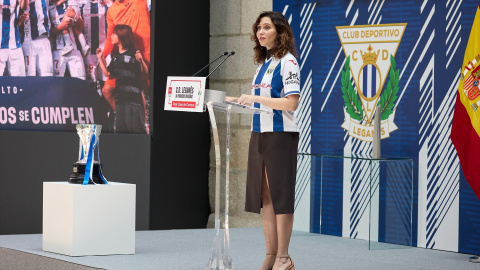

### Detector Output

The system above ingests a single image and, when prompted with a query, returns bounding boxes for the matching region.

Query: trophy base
[69,163,106,184]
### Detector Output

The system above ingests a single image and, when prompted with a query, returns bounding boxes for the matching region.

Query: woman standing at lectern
[226,11,300,270]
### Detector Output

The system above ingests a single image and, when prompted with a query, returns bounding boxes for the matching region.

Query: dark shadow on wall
[149,0,211,229]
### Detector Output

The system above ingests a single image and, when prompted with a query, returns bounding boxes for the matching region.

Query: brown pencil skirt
[244,131,299,214]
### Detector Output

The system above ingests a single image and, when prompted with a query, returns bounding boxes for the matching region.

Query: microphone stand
[206,52,235,79]
[192,52,228,77]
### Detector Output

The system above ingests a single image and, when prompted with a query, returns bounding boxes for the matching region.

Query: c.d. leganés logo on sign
[336,24,406,142]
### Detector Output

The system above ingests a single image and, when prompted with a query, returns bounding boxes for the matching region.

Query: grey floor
[0,227,478,270]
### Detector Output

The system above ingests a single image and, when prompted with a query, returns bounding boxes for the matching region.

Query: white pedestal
[43,182,136,256]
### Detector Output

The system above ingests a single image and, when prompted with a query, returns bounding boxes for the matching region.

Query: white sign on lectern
[164,76,206,112]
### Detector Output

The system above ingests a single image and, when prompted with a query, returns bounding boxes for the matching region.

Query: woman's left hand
[238,94,256,106]
[135,50,143,62]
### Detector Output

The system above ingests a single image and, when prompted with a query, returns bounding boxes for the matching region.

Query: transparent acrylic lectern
[204,90,271,270]
[317,153,413,250]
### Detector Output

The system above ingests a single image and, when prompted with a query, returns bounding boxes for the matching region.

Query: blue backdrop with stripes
[274,0,480,254]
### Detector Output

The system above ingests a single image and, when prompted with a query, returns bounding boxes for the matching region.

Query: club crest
[266,65,276,75]
[336,24,406,142]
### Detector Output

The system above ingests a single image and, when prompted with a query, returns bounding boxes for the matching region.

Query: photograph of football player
[0,0,26,76]
[81,0,109,92]
[49,0,86,79]
[18,0,54,76]
[54,0,90,56]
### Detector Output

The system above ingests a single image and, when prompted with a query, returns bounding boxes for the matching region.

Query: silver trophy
[69,124,107,184]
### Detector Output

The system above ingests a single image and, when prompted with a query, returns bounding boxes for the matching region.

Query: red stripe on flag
[451,94,480,200]
[465,76,474,85]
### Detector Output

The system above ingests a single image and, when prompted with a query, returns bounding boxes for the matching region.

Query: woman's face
[111,33,119,45]
[256,16,277,50]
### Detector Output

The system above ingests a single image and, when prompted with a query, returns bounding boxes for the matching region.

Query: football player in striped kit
[48,0,86,79]
[81,0,108,92]
[0,0,27,76]
[19,0,54,76]
[53,0,90,56]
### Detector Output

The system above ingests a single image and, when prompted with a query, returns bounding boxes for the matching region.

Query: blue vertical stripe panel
[2,0,11,48]
[42,0,49,34]
[14,3,20,48]
[363,65,368,97]
[270,62,284,132]
[371,65,376,97]
[14,1,20,48]
[362,65,377,98]
[253,59,271,132]
[29,1,39,39]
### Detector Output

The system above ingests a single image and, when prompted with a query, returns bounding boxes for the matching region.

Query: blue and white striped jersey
[251,52,301,133]
[23,0,50,41]
[52,1,66,18]
[48,2,74,50]
[81,1,107,55]
[0,0,22,49]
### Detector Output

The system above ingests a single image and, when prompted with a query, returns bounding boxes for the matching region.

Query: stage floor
[0,227,478,270]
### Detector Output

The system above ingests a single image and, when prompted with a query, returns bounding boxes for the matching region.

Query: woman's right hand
[18,12,29,25]
[225,96,238,103]
[96,48,103,59]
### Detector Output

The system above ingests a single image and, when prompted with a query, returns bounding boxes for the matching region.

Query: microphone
[206,51,235,79]
[192,51,229,76]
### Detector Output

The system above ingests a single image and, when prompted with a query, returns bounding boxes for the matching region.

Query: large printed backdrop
[275,0,480,254]
[0,0,152,133]
[0,77,109,132]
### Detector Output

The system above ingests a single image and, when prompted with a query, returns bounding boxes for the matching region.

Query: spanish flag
[451,2,480,200]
